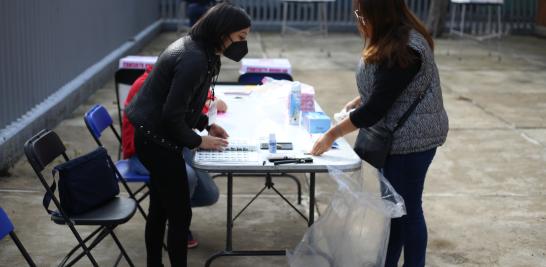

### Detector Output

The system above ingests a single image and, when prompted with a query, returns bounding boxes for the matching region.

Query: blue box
[302,112,331,133]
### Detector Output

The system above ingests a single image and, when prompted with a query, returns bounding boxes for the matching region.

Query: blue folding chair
[84,104,149,220]
[238,72,294,85]
[0,207,36,267]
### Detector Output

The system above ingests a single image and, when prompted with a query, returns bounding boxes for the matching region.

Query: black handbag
[43,147,120,216]
[354,89,428,169]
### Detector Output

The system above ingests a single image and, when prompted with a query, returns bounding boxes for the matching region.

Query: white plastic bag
[287,166,406,267]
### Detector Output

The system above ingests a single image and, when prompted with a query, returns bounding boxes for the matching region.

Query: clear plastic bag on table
[287,166,406,267]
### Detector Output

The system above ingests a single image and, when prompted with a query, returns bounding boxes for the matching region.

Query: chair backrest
[115,69,145,126]
[24,129,68,173]
[238,72,294,85]
[0,207,14,240]
[84,105,114,143]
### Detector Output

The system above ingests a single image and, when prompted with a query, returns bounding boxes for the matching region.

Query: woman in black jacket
[126,4,251,266]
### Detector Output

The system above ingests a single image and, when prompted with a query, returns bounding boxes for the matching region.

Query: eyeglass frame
[353,9,366,26]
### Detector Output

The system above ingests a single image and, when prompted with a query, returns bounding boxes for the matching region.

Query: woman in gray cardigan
[311,0,448,266]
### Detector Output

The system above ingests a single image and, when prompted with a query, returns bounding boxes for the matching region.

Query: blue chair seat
[115,160,150,183]
[0,208,14,239]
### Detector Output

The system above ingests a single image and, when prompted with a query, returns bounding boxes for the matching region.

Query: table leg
[282,2,288,36]
[321,2,328,37]
[308,172,316,227]
[497,5,502,37]
[460,4,466,37]
[226,172,233,251]
[206,171,318,266]
[450,3,456,35]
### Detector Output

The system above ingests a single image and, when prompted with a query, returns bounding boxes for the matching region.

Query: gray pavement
[1,31,545,267]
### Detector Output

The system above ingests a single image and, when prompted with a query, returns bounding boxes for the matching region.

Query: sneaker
[188,231,199,249]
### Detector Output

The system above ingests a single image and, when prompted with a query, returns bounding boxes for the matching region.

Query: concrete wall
[0,0,161,172]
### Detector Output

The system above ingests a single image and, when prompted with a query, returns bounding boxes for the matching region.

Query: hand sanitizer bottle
[289,82,301,125]
[269,133,277,153]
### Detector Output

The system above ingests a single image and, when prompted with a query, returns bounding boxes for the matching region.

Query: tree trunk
[426,0,450,37]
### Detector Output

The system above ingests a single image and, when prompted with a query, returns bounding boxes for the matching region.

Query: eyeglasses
[353,9,366,26]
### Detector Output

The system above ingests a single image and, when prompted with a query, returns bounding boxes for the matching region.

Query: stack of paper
[119,56,158,69]
[240,58,292,74]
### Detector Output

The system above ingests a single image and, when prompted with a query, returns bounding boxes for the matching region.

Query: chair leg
[63,222,100,267]
[63,227,110,267]
[119,182,168,251]
[108,227,135,267]
[119,180,148,220]
[9,232,36,267]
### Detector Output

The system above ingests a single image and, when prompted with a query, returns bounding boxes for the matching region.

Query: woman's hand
[310,131,336,156]
[199,136,229,150]
[208,123,229,139]
[343,96,362,112]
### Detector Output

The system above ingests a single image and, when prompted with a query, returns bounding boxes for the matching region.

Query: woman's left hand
[208,123,229,139]
[310,132,336,156]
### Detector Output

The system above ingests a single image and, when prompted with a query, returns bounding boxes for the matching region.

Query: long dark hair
[353,0,433,67]
[189,3,251,52]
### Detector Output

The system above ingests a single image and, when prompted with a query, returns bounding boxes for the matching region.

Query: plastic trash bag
[287,166,406,267]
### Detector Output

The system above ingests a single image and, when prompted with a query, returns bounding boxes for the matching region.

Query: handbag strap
[392,88,429,133]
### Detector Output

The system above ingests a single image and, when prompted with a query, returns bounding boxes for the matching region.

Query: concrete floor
[1,31,546,267]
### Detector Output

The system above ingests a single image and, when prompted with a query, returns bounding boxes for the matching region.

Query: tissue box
[301,83,315,112]
[119,56,158,69]
[285,82,316,112]
[302,112,331,134]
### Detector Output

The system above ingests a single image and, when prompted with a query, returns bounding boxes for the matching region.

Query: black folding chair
[24,129,137,267]
[114,68,145,159]
[0,207,36,267]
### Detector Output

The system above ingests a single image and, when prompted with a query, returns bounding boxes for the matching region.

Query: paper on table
[223,86,255,95]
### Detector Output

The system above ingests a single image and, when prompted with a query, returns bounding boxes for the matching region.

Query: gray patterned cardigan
[355,31,449,155]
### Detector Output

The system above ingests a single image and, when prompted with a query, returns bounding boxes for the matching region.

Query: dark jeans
[182,148,219,207]
[135,130,191,267]
[382,148,437,267]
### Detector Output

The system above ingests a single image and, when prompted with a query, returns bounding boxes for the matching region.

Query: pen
[273,158,313,165]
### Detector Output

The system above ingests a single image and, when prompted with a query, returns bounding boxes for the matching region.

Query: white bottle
[289,82,302,125]
[269,133,277,153]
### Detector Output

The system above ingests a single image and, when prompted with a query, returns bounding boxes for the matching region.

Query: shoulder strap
[392,88,429,132]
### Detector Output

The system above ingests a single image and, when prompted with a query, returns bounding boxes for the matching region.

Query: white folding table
[280,0,336,36]
[449,0,504,41]
[193,84,361,266]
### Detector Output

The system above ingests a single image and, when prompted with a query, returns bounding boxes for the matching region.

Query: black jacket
[126,36,220,150]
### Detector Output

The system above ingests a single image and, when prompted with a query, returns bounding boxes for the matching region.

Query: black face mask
[223,40,248,62]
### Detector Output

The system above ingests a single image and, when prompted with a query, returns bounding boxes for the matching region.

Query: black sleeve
[350,48,422,128]
[161,55,206,149]
[195,113,209,132]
